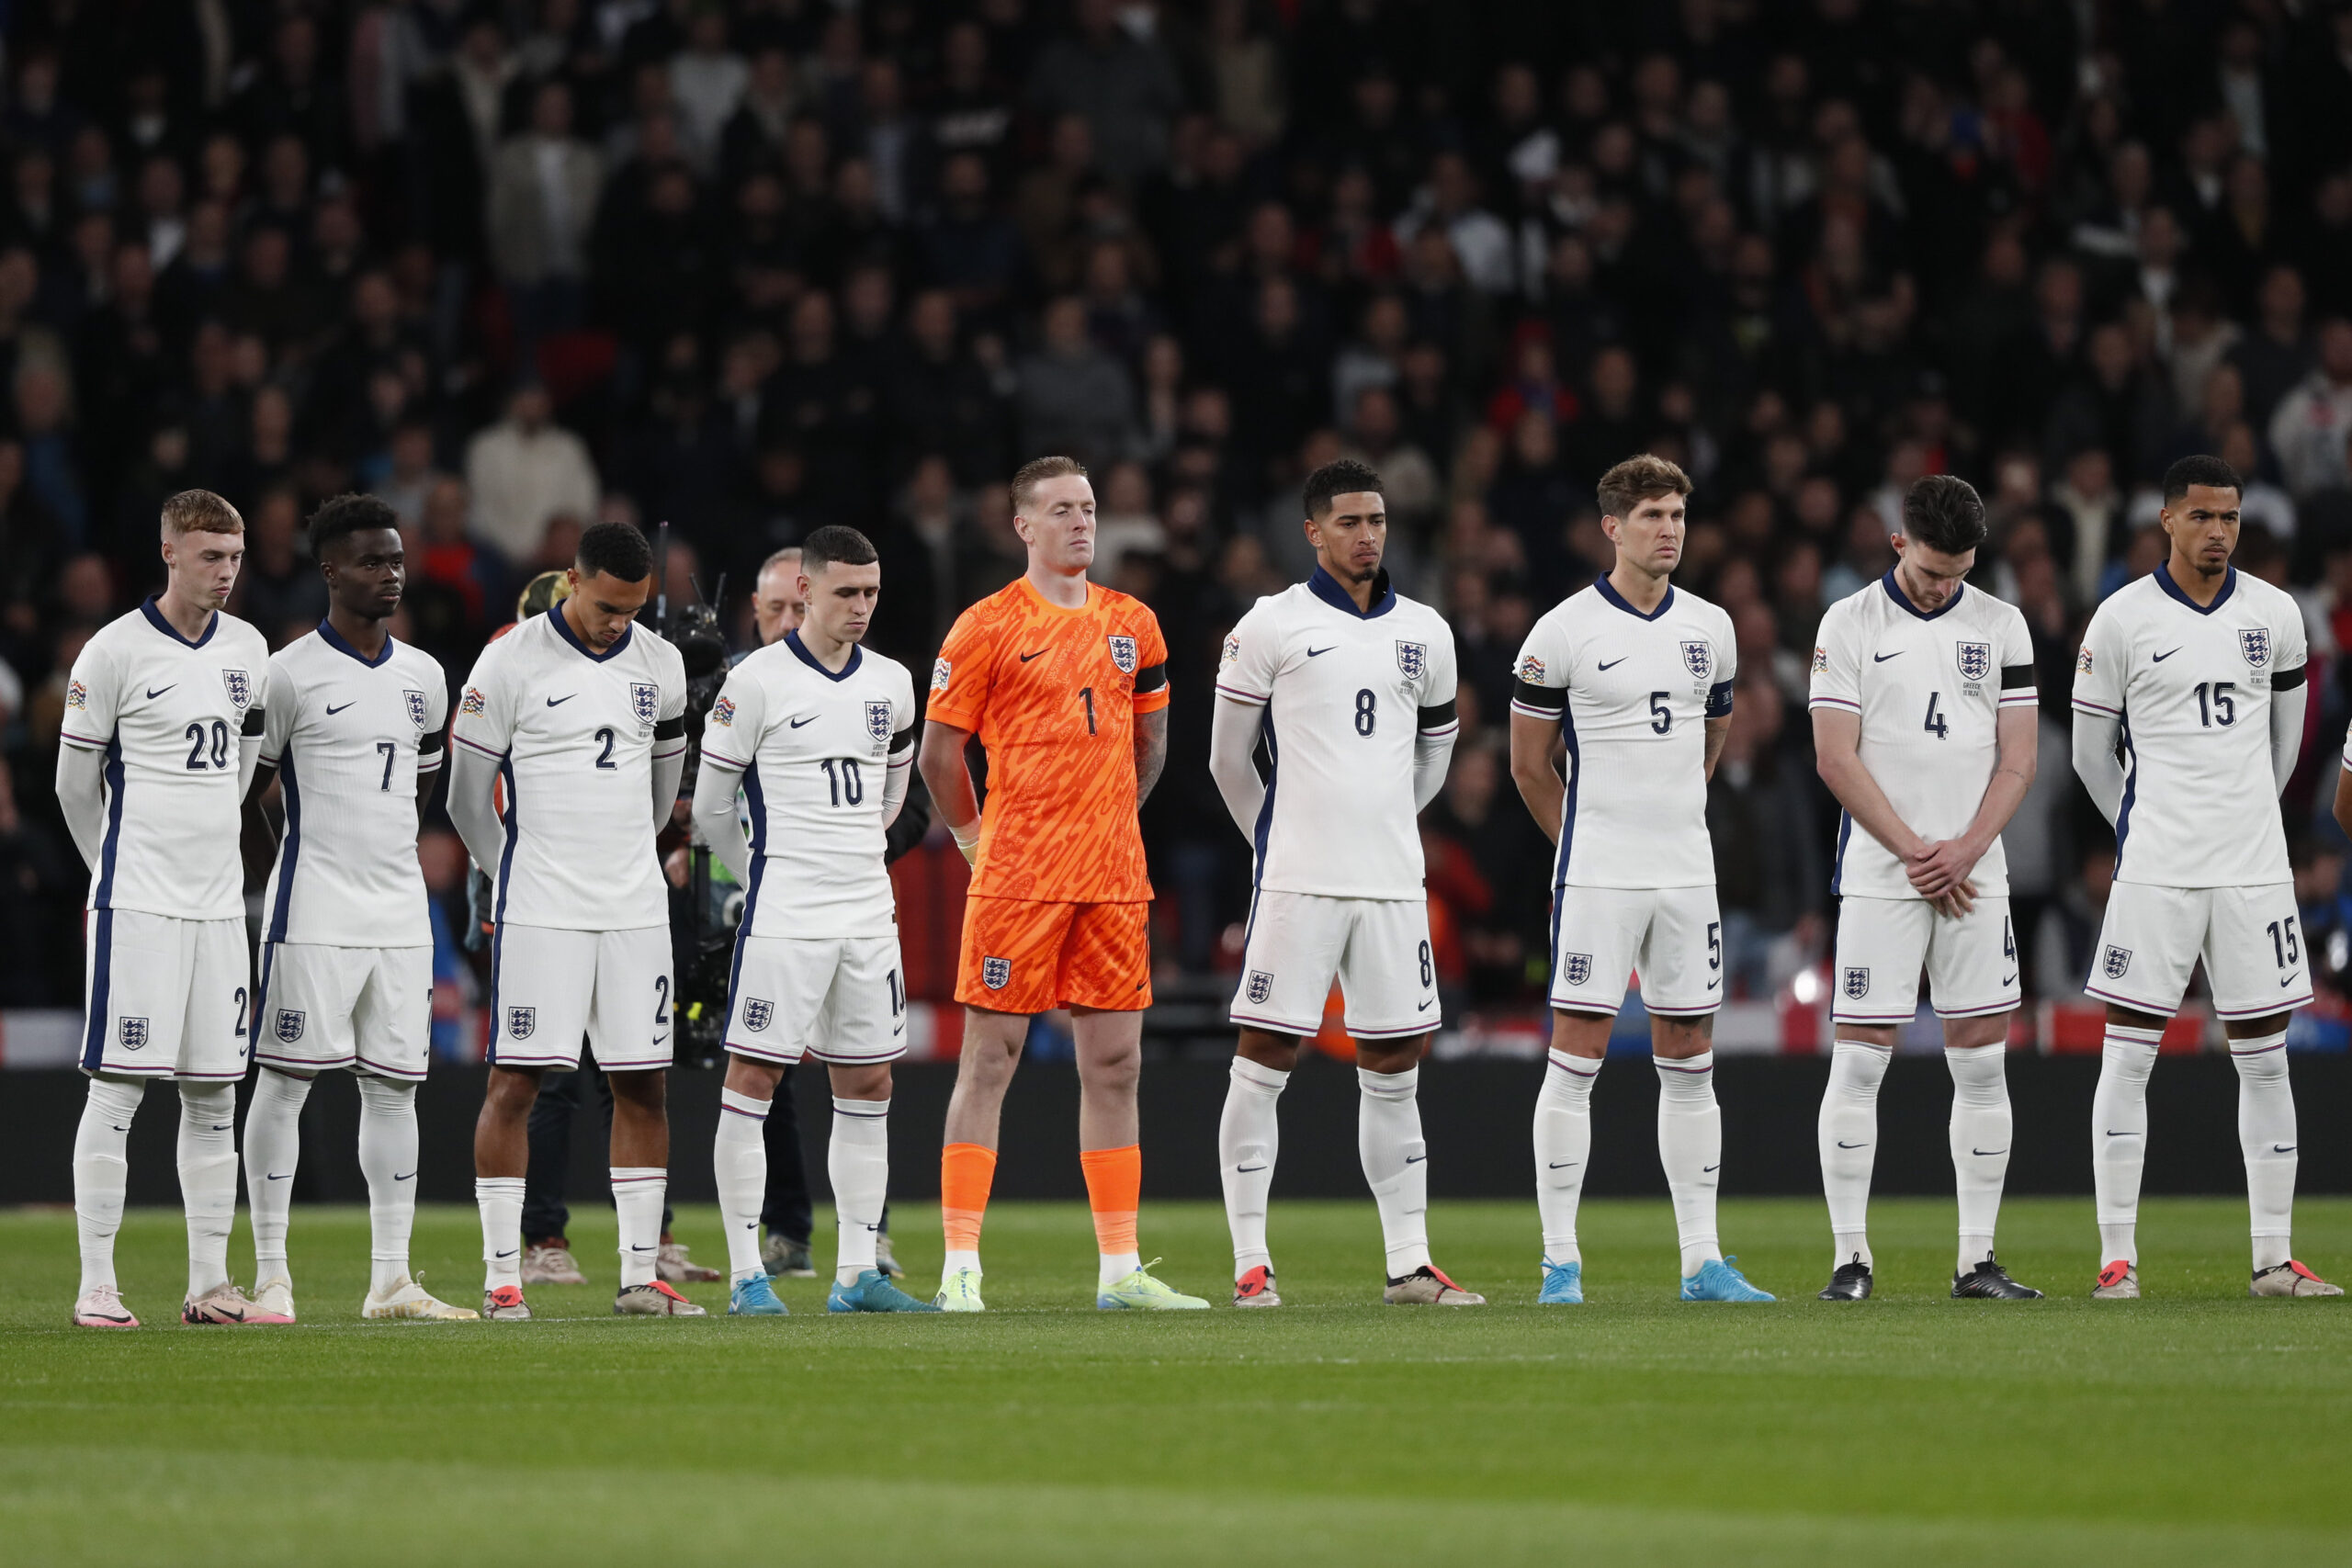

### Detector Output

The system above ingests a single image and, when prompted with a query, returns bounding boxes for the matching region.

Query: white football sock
[2230,1032,2295,1272]
[612,1168,666,1287]
[1218,1055,1287,1274]
[74,1077,146,1296]
[356,1076,420,1296]
[714,1089,770,1283]
[175,1083,239,1298]
[1358,1065,1430,1277]
[1946,1043,2011,1273]
[2091,1024,2162,1266]
[477,1176,525,1290]
[1657,1051,1723,1277]
[1533,1050,1599,1264]
[243,1067,311,1284]
[1816,1040,1888,1269]
[831,1097,890,1285]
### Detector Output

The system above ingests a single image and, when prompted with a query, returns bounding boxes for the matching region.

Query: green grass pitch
[3,1197,2347,1565]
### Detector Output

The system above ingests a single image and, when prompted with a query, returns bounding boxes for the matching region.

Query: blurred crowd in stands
[3,0,2352,1024]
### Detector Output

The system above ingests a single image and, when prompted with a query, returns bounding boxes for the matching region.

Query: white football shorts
[1549,884,1723,1017]
[490,923,675,1072]
[2086,881,2312,1020]
[254,942,433,1080]
[80,909,250,1081]
[1832,895,2020,1025]
[1229,891,1440,1040]
[724,932,907,1066]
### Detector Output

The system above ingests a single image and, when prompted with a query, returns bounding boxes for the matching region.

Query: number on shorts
[2194,682,2237,728]
[888,968,903,1016]
[184,718,230,770]
[593,726,616,768]
[1417,940,1432,987]
[1355,688,1377,736]
[819,757,864,806]
[653,974,671,1023]
[2003,915,2016,962]
[232,985,247,1038]
[1649,692,1672,735]
[376,739,398,790]
[1923,692,1948,739]
[1707,920,1723,972]
[2267,916,2300,968]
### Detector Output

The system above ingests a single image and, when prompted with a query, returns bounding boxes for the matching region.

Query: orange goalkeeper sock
[1080,1144,1142,1280]
[940,1143,996,1269]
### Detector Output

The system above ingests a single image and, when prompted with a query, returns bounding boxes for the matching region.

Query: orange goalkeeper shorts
[956,896,1152,1014]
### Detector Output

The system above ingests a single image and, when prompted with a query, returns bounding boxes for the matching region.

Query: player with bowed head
[61,490,273,1327]
[1508,455,1773,1304]
[918,456,1207,1311]
[447,520,701,1318]
[2074,455,2339,1299]
[1808,475,2043,1302]
[239,494,475,1321]
[1208,458,1481,1306]
[693,526,938,1314]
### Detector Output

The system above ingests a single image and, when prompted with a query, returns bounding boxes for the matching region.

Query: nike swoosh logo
[1404,1154,1427,1165]
[1702,1164,1720,1173]
[2106,1130,2132,1137]
[629,1245,655,1253]
[1972,1147,2007,1156]
[789,715,817,728]
[2274,1144,2298,1153]
[652,1034,671,1046]
[325,702,356,715]
[891,1023,906,1036]
[2151,648,2180,662]
[1706,977,1721,990]
[495,1249,518,1258]
[546,694,576,706]
[1871,651,1903,662]
[265,1171,291,1181]
[2000,973,2018,987]
[1418,998,1434,1011]
[1597,657,1628,671]
[210,1123,233,1132]
[146,684,175,698]
[1836,1142,1868,1149]
[1236,1164,1268,1173]
[1018,649,1048,662]
[393,1170,416,1182]
[2281,976,2298,987]
[1306,646,1334,658]
[1546,1160,1580,1170]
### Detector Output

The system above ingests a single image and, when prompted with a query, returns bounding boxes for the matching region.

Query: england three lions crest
[2240,628,2272,668]
[865,700,894,745]
[1395,640,1427,678]
[2102,946,2132,980]
[221,668,252,709]
[1246,971,1273,1005]
[741,998,774,1032]
[1955,642,1992,682]
[630,682,660,727]
[403,688,428,728]
[119,1016,149,1051]
[1842,967,1870,1000]
[981,955,1012,990]
[1106,635,1138,675]
[1680,641,1712,681]
[1561,952,1593,988]
[275,1009,305,1043]
[506,1007,537,1042]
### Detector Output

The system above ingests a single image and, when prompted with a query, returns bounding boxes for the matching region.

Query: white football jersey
[1809,573,2038,900]
[450,609,688,930]
[2073,564,2307,888]
[703,631,918,939]
[1510,579,1736,890]
[258,625,448,948]
[60,599,270,920]
[1216,570,1459,899]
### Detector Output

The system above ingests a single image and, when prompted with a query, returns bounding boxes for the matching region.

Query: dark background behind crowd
[2,0,2352,1028]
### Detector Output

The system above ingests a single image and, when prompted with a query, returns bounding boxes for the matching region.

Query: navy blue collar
[318,618,394,668]
[548,602,634,661]
[786,628,862,682]
[1306,565,1395,619]
[1595,574,1675,622]
[2154,560,2235,615]
[1881,569,1963,621]
[140,595,217,649]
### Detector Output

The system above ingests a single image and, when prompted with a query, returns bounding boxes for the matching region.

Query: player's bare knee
[1549,1007,1611,1059]
[1941,1012,2010,1052]
[724,1053,785,1100]
[1237,1029,1301,1073]
[481,1065,543,1117]
[1837,1023,1898,1051]
[1355,1035,1424,1074]
[2225,1012,2291,1040]
[1653,1013,1713,1060]
[2105,1002,2168,1032]
[830,1060,891,1100]
[608,1068,667,1113]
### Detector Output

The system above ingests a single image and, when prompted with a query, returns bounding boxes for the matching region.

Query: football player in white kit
[447,520,702,1318]
[1808,476,2044,1303]
[692,525,939,1315]
[2072,455,2340,1300]
[59,490,273,1327]
[237,495,476,1322]
[1508,455,1773,1304]
[1208,460,1479,1307]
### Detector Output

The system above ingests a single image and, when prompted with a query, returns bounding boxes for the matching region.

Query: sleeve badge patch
[460,686,487,716]
[65,679,85,708]
[1220,634,1241,669]
[710,696,735,727]
[1811,646,1828,674]
[2075,646,2094,674]
[1515,654,1545,682]
[931,658,953,694]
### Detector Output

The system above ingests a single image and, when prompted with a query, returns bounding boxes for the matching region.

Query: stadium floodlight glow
[1790,967,1822,1006]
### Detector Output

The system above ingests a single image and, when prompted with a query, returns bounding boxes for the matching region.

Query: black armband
[1417,699,1457,731]
[242,706,266,737]
[1511,679,1566,714]
[1704,680,1735,719]
[2000,664,2035,689]
[2273,663,2308,692]
[417,730,446,756]
[890,725,916,754]
[1134,661,1169,694]
[653,716,686,739]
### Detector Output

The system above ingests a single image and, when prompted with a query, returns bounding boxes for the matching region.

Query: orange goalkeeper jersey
[926,575,1170,903]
